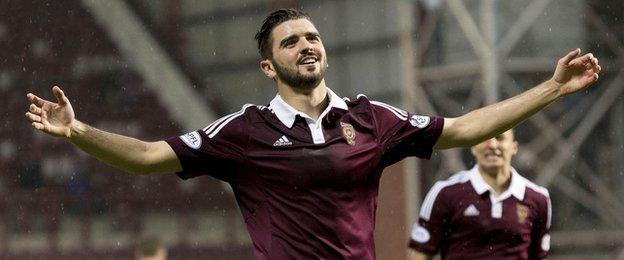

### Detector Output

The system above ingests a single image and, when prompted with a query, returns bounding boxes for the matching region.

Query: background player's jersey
[166,88,443,259]
[409,166,551,260]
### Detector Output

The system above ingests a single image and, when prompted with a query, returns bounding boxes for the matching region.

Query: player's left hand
[551,48,601,97]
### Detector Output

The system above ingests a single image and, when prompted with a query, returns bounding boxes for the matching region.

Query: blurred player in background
[409,129,550,260]
[25,8,599,260]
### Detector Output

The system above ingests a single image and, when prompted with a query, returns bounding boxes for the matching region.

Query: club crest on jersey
[340,122,356,146]
[517,203,529,223]
[180,131,202,149]
[409,115,430,128]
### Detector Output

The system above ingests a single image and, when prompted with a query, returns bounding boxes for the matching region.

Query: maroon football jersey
[166,88,443,259]
[409,166,551,260]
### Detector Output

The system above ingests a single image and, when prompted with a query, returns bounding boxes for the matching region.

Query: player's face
[471,130,518,172]
[267,19,328,90]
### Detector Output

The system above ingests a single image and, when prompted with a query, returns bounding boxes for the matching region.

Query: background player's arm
[25,86,182,174]
[409,182,451,260]
[409,250,433,260]
[529,193,552,259]
[434,49,600,150]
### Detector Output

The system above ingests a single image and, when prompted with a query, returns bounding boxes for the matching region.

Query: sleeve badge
[180,131,202,149]
[409,115,430,128]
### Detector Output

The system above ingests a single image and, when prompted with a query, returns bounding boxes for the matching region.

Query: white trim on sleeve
[420,172,470,220]
[369,100,408,120]
[203,104,254,138]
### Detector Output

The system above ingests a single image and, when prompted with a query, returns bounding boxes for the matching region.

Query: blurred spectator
[135,236,167,260]
[16,154,42,189]
[66,171,90,214]
[41,155,76,185]
[0,139,16,161]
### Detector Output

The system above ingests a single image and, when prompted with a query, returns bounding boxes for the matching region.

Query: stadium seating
[0,1,250,258]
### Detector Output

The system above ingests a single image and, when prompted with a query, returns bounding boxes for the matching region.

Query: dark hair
[255,8,312,59]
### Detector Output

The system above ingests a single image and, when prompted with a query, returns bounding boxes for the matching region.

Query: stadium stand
[0,1,250,258]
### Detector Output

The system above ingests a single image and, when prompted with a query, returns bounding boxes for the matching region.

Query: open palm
[552,49,601,96]
[25,86,75,138]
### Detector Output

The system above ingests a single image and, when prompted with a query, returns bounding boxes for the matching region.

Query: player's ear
[260,59,276,79]
[511,141,519,155]
[470,146,477,157]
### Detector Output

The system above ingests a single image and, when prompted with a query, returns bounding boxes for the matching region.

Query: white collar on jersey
[269,87,348,128]
[468,165,526,200]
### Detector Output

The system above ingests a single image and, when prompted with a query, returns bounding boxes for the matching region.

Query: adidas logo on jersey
[273,135,293,146]
[463,204,480,216]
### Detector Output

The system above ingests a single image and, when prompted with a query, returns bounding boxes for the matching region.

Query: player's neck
[478,165,512,196]
[277,80,329,120]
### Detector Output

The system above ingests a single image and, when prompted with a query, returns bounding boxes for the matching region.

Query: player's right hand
[25,86,75,138]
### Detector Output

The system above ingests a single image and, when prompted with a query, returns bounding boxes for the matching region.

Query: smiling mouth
[298,56,318,65]
[484,153,502,159]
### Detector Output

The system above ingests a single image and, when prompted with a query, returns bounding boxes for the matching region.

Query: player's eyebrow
[279,32,320,48]
[305,32,321,39]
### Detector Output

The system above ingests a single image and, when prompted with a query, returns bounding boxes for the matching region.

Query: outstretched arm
[434,48,601,149]
[25,86,181,174]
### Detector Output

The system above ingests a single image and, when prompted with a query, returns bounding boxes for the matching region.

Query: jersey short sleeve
[408,183,451,254]
[165,109,249,182]
[367,99,444,166]
[529,190,552,259]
